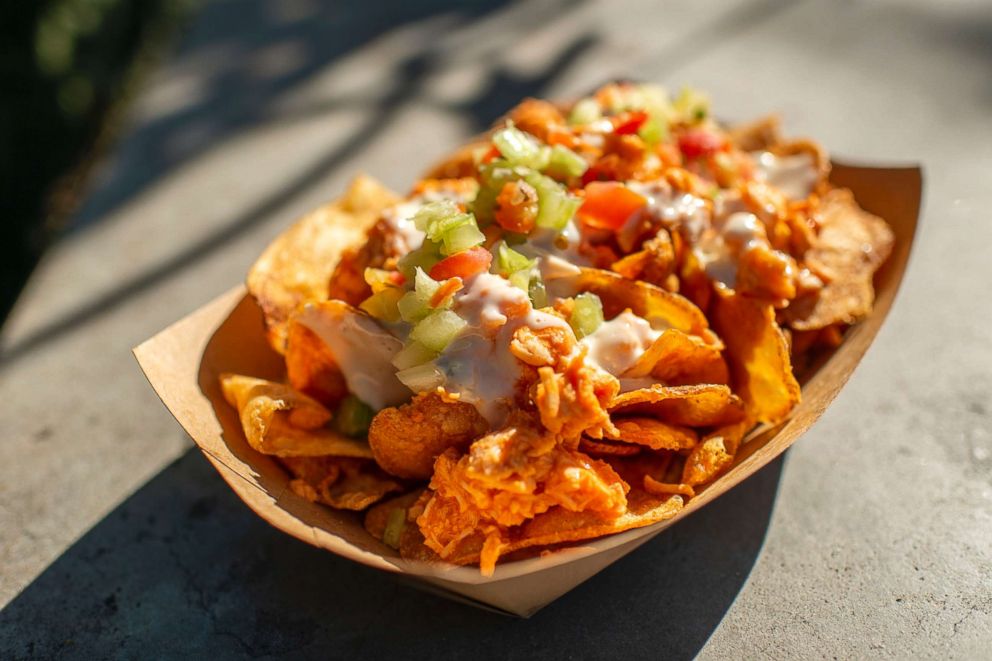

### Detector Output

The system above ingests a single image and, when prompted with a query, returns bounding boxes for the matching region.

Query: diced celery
[441,221,485,255]
[492,124,550,169]
[508,269,531,292]
[396,361,446,393]
[545,144,588,180]
[529,277,548,308]
[527,173,582,230]
[382,508,406,549]
[472,161,525,225]
[332,395,374,438]
[493,241,535,276]
[674,86,710,123]
[391,340,439,371]
[397,242,442,280]
[570,292,604,339]
[397,268,442,322]
[637,116,666,145]
[359,287,403,324]
[410,309,467,352]
[412,200,462,234]
[568,97,601,125]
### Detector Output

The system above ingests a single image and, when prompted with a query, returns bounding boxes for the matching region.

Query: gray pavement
[1,0,990,658]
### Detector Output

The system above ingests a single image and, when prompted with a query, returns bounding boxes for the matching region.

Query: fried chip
[407,487,685,573]
[285,320,348,408]
[568,268,709,336]
[610,417,698,451]
[609,384,745,427]
[219,374,374,458]
[247,175,400,353]
[364,489,424,541]
[579,437,642,457]
[643,475,695,498]
[681,420,751,486]
[782,188,895,330]
[283,456,402,511]
[624,328,729,385]
[711,288,800,424]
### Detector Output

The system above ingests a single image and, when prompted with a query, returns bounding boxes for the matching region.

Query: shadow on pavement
[1,0,596,366]
[0,447,784,660]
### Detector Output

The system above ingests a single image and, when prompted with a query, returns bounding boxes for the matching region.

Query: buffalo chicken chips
[219,83,894,574]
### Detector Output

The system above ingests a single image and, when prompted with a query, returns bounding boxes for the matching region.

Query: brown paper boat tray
[134,162,921,617]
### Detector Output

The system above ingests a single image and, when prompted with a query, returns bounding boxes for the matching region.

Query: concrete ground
[1,0,990,658]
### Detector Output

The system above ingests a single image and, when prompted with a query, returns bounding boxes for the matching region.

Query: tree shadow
[0,447,784,660]
[1,0,597,364]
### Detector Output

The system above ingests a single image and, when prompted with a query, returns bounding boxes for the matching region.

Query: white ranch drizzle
[579,310,662,378]
[439,273,571,425]
[752,151,818,200]
[623,180,711,246]
[295,303,409,410]
[694,211,767,286]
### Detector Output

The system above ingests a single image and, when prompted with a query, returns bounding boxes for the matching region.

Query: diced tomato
[677,129,726,160]
[578,181,647,231]
[387,271,406,286]
[429,246,493,280]
[480,145,501,164]
[611,110,648,136]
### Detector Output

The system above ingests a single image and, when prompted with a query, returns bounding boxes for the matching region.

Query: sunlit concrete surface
[1,0,989,657]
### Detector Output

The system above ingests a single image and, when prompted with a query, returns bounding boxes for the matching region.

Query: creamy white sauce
[623,180,711,248]
[580,311,662,377]
[296,303,409,410]
[519,219,589,280]
[439,273,572,424]
[753,151,818,200]
[380,200,426,252]
[694,212,766,286]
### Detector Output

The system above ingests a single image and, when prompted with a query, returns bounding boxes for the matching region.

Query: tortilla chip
[285,320,348,408]
[727,114,782,152]
[624,328,729,385]
[408,487,685,570]
[568,268,709,336]
[219,373,374,458]
[364,489,424,541]
[681,420,751,486]
[247,175,400,353]
[579,437,642,457]
[782,188,894,330]
[283,456,402,511]
[642,475,695,498]
[610,417,698,451]
[609,384,745,427]
[711,289,800,424]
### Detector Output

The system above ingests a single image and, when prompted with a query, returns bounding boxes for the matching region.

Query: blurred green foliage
[0,0,195,325]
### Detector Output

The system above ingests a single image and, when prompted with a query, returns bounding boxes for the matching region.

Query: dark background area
[0,0,193,325]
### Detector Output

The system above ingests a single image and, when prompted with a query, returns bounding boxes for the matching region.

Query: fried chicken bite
[368,391,489,479]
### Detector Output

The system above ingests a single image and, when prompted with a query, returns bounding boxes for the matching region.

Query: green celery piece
[493,124,550,169]
[568,98,601,125]
[382,508,406,549]
[410,310,467,352]
[391,340,439,371]
[441,221,485,255]
[527,173,582,230]
[545,144,588,180]
[332,395,375,437]
[494,241,535,275]
[570,292,604,339]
